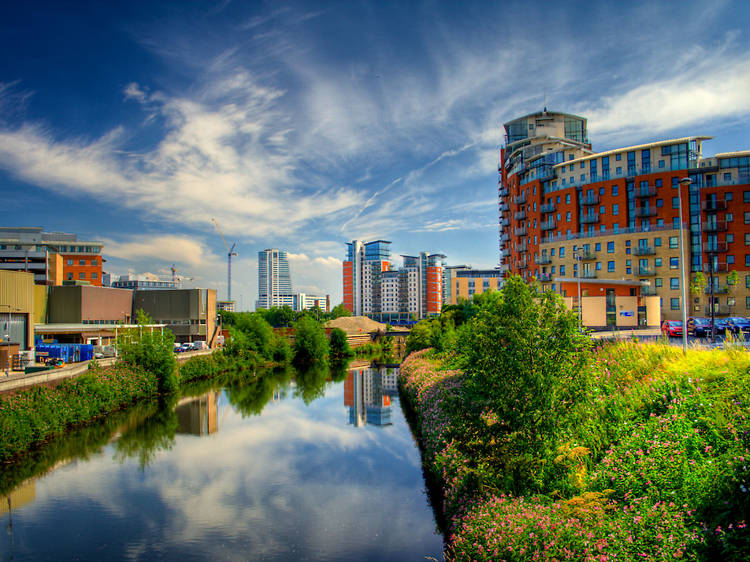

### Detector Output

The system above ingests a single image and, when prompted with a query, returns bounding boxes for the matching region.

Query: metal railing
[535,255,552,265]
[705,241,728,253]
[514,227,527,236]
[581,195,600,206]
[514,211,526,220]
[704,220,728,232]
[635,186,657,198]
[540,202,556,214]
[638,267,656,276]
[634,207,657,217]
[634,246,655,256]
[541,219,556,231]
[581,213,600,224]
[701,199,727,212]
[579,250,597,261]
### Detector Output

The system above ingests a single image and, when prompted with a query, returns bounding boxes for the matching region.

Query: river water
[0,361,443,561]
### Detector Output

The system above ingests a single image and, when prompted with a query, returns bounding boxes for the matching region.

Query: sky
[1,0,749,310]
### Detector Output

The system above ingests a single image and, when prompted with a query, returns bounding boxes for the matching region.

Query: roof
[553,136,712,168]
[714,150,750,158]
[503,110,587,128]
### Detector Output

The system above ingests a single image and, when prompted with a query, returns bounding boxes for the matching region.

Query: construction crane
[211,218,238,302]
[170,265,193,288]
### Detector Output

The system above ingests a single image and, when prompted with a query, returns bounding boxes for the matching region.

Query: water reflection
[0,362,443,561]
[345,362,400,427]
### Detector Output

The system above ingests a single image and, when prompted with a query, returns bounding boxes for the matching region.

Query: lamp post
[573,251,582,327]
[678,177,692,355]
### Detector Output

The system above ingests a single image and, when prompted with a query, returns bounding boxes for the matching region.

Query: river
[0,360,443,561]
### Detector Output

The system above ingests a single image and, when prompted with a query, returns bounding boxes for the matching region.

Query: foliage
[292,316,330,366]
[117,309,178,394]
[329,327,353,360]
[691,271,707,297]
[329,303,352,319]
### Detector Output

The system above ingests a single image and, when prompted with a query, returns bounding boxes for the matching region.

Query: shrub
[329,327,353,360]
[293,316,329,365]
[117,310,177,394]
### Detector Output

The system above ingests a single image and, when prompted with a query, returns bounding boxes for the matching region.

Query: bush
[293,316,329,365]
[118,310,177,394]
[329,327,353,360]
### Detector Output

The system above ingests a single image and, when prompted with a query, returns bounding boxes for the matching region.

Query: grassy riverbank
[400,341,750,560]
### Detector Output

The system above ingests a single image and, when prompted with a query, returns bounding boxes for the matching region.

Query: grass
[399,342,750,560]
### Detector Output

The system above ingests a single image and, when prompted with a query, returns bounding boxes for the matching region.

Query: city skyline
[2,1,750,308]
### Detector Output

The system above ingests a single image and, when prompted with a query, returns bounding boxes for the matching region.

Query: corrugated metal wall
[0,270,34,348]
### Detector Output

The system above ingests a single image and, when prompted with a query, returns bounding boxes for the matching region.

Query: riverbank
[399,341,750,560]
[0,350,266,463]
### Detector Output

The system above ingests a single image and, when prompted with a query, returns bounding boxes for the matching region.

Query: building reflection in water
[344,364,399,427]
[175,392,220,436]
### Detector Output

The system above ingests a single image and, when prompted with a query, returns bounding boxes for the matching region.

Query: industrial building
[498,109,748,322]
[343,240,445,323]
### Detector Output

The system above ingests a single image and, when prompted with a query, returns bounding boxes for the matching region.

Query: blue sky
[1,0,749,309]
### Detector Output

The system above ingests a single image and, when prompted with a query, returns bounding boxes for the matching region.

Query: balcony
[578,250,597,261]
[517,261,528,270]
[641,286,658,296]
[634,206,657,217]
[513,194,527,205]
[540,202,556,214]
[638,267,657,276]
[535,255,552,265]
[635,186,657,198]
[499,233,510,243]
[541,219,556,231]
[704,285,730,295]
[706,262,729,273]
[704,220,728,233]
[705,241,728,253]
[515,210,527,220]
[705,305,730,317]
[581,195,600,206]
[514,226,527,237]
[500,219,510,227]
[499,203,509,212]
[701,199,727,212]
[580,271,597,279]
[581,213,600,224]
[537,272,553,282]
[498,188,509,197]
[634,246,655,256]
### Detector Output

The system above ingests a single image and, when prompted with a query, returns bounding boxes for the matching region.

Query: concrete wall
[49,286,133,324]
[134,289,217,342]
[582,296,606,327]
[615,296,638,327]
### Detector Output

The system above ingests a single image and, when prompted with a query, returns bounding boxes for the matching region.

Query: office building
[343,240,445,322]
[257,249,293,309]
[0,227,104,286]
[498,109,749,321]
[111,274,179,290]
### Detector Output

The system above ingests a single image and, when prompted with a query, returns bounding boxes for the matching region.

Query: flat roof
[503,110,587,128]
[553,136,712,168]
[35,323,167,333]
[714,150,750,158]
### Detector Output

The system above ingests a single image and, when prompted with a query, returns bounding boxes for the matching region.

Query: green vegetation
[399,275,750,560]
[118,309,178,394]
[329,327,354,361]
[292,316,330,366]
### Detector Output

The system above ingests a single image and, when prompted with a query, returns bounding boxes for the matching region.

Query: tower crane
[211,218,238,302]
[170,265,193,288]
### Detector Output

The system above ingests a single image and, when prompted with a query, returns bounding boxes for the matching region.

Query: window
[672,177,679,188]
[560,265,566,275]
[566,211,571,221]
[626,248,631,255]
[626,266,631,274]
[79,272,86,280]
[612,203,619,215]
[560,247,565,258]
[744,191,750,203]
[91,259,98,266]
[655,257,662,267]
[746,275,750,289]
[654,237,662,247]
[91,272,98,279]
[670,257,679,269]
[67,273,73,280]
[599,187,605,196]
[656,198,663,208]
[79,259,86,266]
[565,193,571,204]
[747,296,750,310]
[727,213,733,223]
[66,259,73,265]
[595,242,601,251]
[596,262,602,270]
[599,205,605,215]
[608,261,615,272]
[745,212,750,225]
[726,192,733,201]
[655,178,662,187]
[580,174,585,181]
[673,217,680,229]
[746,254,750,267]
[746,233,750,246]
[670,298,680,310]
[659,160,666,169]
[616,167,622,175]
[581,162,585,169]
[672,197,679,209]
[669,236,678,249]
[728,255,735,264]
[655,278,663,288]
[616,153,622,161]
[607,241,614,253]
[670,277,679,290]
[728,233,734,243]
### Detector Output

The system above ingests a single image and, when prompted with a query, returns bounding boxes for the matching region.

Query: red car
[661,320,683,337]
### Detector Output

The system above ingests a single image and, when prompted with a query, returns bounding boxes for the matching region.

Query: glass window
[746,254,750,267]
[726,192,733,201]
[613,203,619,215]
[727,213,733,223]
[745,212,750,225]
[607,242,614,253]
[654,237,662,247]
[79,259,86,266]
[670,298,680,310]
[655,257,662,267]
[672,177,679,188]
[670,257,679,269]
[595,242,601,251]
[669,236,678,249]
[560,247,565,258]
[79,272,86,280]
[560,265,566,275]
[670,277,679,290]
[655,278,662,288]
[67,259,73,265]
[656,198,663,207]
[91,272,98,279]
[672,197,679,209]
[607,261,615,272]
[744,191,750,203]
[728,233,734,243]
[728,255,735,264]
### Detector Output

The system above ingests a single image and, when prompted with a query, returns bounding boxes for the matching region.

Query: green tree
[118,309,178,394]
[456,275,593,493]
[690,271,707,314]
[329,327,353,360]
[293,316,330,366]
[405,319,437,354]
[329,303,352,319]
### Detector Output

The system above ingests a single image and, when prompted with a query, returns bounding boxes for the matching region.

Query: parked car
[726,317,750,334]
[687,317,711,337]
[661,320,683,337]
[179,342,194,352]
[713,318,733,335]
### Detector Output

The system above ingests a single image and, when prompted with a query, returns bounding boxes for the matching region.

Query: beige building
[445,266,503,305]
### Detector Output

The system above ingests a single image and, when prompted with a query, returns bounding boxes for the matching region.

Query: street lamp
[678,177,692,355]
[573,252,582,327]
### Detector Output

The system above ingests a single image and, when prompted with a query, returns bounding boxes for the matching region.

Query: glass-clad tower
[257,249,293,309]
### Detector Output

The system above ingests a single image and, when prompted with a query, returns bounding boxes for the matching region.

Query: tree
[118,309,177,394]
[329,328,353,360]
[330,303,352,319]
[727,270,739,314]
[293,316,330,366]
[690,271,707,314]
[456,275,593,493]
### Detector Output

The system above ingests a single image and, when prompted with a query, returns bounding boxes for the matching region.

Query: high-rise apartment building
[444,266,503,305]
[498,109,750,321]
[343,240,445,322]
[257,248,293,309]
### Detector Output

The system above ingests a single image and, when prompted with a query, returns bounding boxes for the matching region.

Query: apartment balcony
[515,210,527,220]
[706,262,729,273]
[704,285,730,295]
[499,233,510,243]
[635,186,657,198]
[634,206,657,217]
[704,220,728,232]
[581,213,600,224]
[578,250,597,261]
[540,202,556,214]
[500,219,510,227]
[580,271,597,279]
[581,194,599,206]
[540,219,556,231]
[705,305,730,317]
[705,241,728,253]
[637,267,657,276]
[535,255,552,265]
[514,226,527,237]
[517,261,528,270]
[513,194,527,205]
[498,188,509,197]
[641,286,658,296]
[499,203,509,212]
[537,272,553,282]
[701,199,727,212]
[634,246,655,256]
